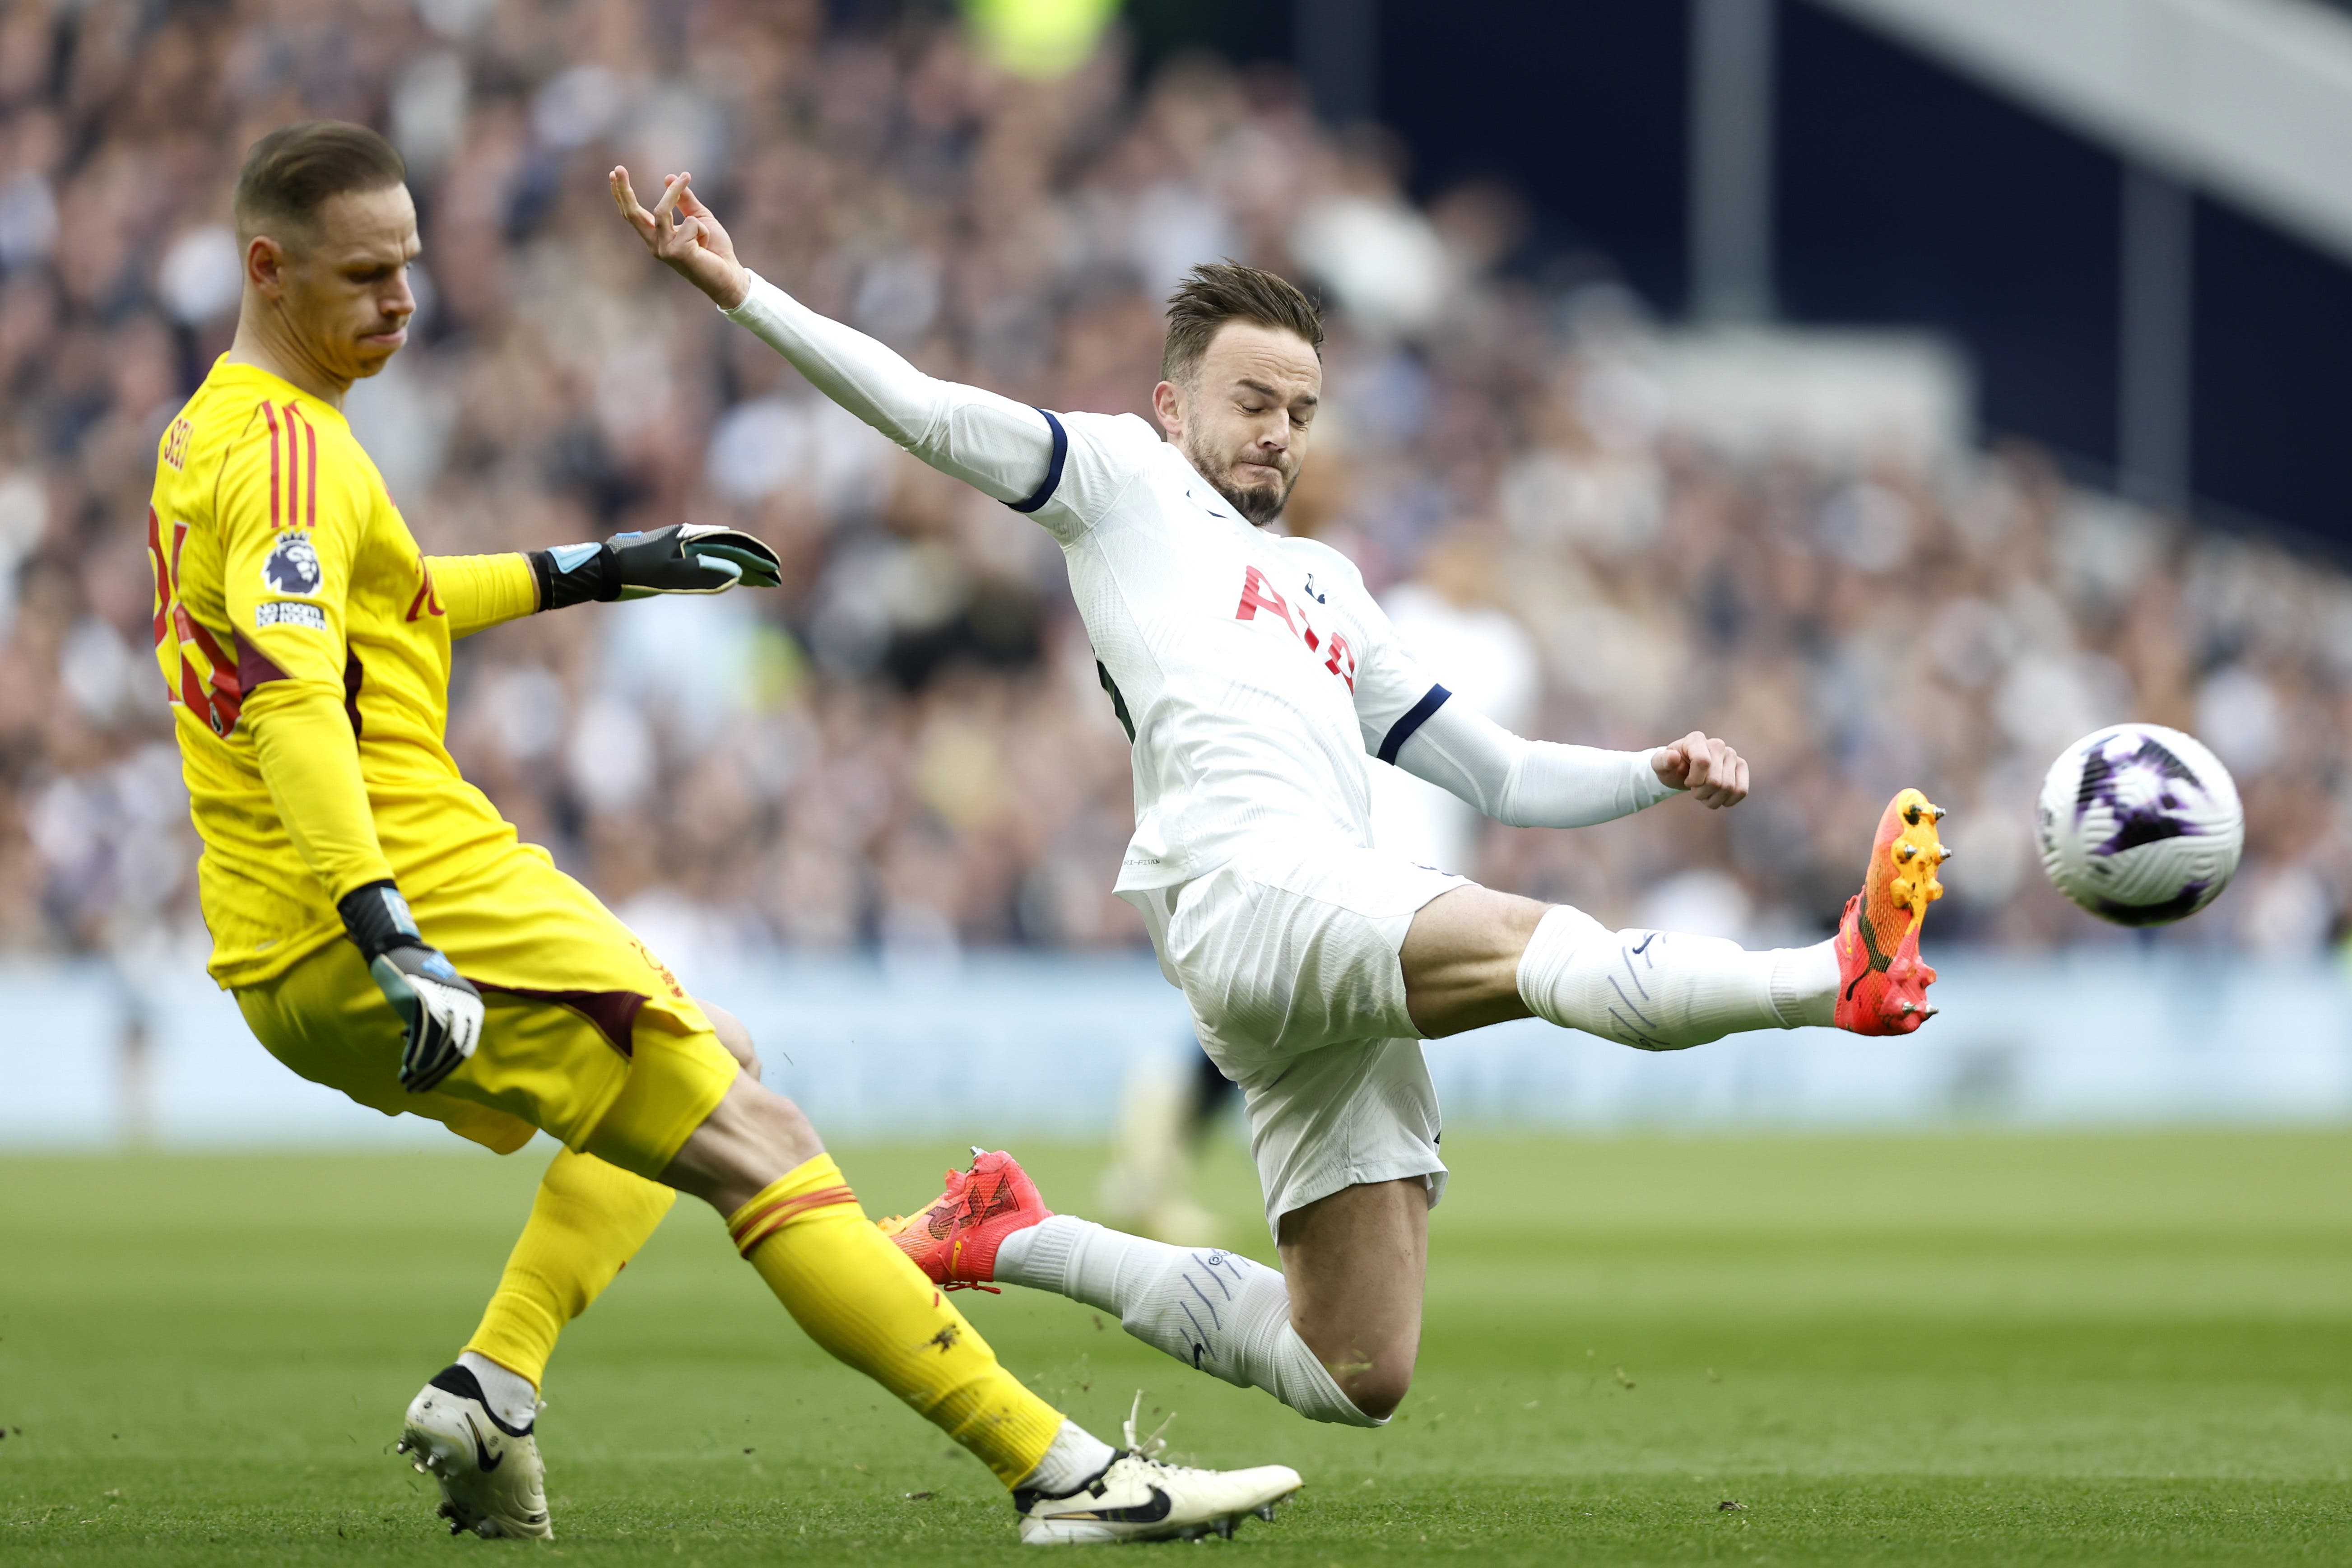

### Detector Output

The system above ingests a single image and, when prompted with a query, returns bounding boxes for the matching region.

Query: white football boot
[1015,1450,1302,1545]
[395,1365,553,1539]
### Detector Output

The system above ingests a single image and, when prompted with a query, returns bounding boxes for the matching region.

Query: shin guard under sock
[1515,906,1836,1049]
[998,1214,1381,1427]
[729,1154,1066,1485]
[464,1149,677,1389]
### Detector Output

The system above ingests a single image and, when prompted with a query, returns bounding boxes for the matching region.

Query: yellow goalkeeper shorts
[233,844,742,1178]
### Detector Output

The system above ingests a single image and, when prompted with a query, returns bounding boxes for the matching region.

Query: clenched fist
[1652,731,1749,808]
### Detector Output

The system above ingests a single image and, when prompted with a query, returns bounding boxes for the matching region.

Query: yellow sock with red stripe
[464,1149,678,1389]
[727,1154,1063,1487]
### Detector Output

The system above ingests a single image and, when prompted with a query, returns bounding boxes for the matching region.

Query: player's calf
[651,1078,1309,1533]
[1432,792,1948,1051]
[1276,1178,1427,1420]
[1513,905,1835,1050]
[887,1150,1392,1428]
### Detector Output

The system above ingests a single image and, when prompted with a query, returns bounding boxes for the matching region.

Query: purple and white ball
[2035,724,2244,926]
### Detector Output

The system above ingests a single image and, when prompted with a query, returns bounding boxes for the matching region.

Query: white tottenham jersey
[720,273,1675,896]
[1016,410,1446,889]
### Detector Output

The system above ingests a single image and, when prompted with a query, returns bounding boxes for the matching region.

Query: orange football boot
[1833,788,1949,1035]
[876,1148,1051,1293]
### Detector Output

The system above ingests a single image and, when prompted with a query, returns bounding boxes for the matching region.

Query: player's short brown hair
[233,121,407,248]
[1160,262,1325,385]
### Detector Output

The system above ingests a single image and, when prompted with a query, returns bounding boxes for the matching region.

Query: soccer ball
[2035,724,2244,926]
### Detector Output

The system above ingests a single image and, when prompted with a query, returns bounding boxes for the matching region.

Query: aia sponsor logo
[1233,566,1356,691]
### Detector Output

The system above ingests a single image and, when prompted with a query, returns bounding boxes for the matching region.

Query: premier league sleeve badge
[261,533,323,597]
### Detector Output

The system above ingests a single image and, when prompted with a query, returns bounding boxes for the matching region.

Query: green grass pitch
[5,1128,2350,1564]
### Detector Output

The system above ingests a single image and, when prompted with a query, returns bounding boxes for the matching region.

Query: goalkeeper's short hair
[233,120,407,251]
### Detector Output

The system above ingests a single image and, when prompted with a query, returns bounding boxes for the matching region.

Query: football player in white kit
[614,168,1948,1433]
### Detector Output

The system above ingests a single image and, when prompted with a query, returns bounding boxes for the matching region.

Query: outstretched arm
[430,554,537,637]
[428,527,783,640]
[1343,555,1748,825]
[609,168,1059,507]
[1392,700,1748,826]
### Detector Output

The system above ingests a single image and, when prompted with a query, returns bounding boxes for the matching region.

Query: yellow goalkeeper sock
[463,1149,679,1389]
[727,1154,1063,1487]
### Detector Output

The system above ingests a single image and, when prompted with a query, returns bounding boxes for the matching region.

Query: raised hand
[1653,730,1750,808]
[609,167,749,309]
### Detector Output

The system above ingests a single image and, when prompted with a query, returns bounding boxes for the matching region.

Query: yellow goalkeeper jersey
[148,356,540,988]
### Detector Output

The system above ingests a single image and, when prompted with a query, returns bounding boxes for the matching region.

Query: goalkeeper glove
[338,880,484,1094]
[530,523,783,607]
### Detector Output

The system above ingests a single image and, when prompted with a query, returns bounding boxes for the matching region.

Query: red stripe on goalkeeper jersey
[178,605,240,700]
[287,403,318,530]
[261,402,281,530]
[176,656,206,718]
[260,401,329,531]
[728,1186,859,1256]
[145,507,167,650]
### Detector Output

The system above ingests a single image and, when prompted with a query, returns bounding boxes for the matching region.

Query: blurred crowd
[4,0,2348,968]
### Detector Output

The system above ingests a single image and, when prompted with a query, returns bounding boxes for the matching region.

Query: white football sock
[1515,906,1838,1049]
[996,1215,1380,1428]
[1776,940,1840,1028]
[1015,1418,1119,1494]
[455,1349,539,1432]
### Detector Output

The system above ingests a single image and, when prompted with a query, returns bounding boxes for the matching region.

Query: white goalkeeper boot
[1014,1401,1301,1545]
[395,1365,553,1539]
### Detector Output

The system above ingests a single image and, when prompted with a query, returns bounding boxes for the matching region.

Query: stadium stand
[0,0,2344,973]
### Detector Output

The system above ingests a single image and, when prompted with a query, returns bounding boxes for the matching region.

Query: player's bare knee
[665,1077,825,1214]
[1302,1331,1413,1420]
[1291,1310,1417,1421]
[1346,1364,1413,1423]
[738,1081,820,1166]
[697,997,762,1079]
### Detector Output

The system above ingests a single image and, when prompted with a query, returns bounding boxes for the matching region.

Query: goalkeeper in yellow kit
[145,119,1300,1546]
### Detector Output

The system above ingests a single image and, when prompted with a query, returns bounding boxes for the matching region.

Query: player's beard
[1189,440,1295,527]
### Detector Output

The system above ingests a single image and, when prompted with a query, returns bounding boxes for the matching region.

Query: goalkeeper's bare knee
[661,1076,825,1216]
[696,996,762,1079]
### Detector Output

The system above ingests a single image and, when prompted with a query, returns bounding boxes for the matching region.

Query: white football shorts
[1123,841,1467,1239]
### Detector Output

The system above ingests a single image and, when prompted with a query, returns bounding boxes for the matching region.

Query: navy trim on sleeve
[1005,409,1069,514]
[1378,684,1452,765]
